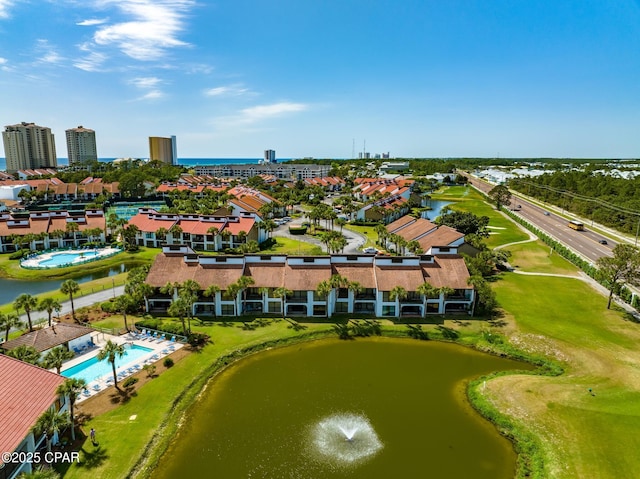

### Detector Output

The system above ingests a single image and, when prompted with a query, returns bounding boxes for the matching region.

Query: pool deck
[21,247,121,269]
[59,332,184,402]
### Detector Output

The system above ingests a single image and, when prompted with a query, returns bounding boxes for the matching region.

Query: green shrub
[122,376,138,388]
[10,249,27,260]
[163,357,174,368]
[101,301,115,313]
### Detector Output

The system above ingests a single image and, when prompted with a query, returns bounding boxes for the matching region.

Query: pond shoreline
[132,328,559,479]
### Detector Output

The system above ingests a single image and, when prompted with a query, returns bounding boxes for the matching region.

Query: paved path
[271,217,368,254]
[19,285,126,329]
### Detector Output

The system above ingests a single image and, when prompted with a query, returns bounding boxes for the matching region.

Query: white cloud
[204,84,251,97]
[129,76,162,89]
[0,57,6,64]
[128,76,165,101]
[77,18,108,26]
[137,89,164,100]
[35,39,64,65]
[73,51,107,72]
[238,102,309,123]
[0,0,15,19]
[91,0,194,61]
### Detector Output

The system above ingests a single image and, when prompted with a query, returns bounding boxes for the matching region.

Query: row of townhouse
[144,245,475,318]
[303,176,346,191]
[383,216,479,255]
[0,178,120,202]
[127,209,267,251]
[0,210,106,252]
[194,163,332,180]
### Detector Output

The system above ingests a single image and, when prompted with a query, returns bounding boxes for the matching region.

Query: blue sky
[1,0,639,159]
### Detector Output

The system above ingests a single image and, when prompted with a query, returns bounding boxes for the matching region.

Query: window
[221,304,235,315]
[335,302,348,313]
[382,305,396,316]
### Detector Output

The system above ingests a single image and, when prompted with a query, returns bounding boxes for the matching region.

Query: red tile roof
[0,355,64,458]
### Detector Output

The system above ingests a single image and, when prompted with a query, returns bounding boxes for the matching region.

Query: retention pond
[153,337,533,479]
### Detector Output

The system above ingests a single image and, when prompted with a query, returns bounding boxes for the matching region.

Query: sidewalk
[21,285,126,328]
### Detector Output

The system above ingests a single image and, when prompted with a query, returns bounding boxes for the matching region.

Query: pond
[422,199,452,220]
[0,263,133,305]
[153,337,532,479]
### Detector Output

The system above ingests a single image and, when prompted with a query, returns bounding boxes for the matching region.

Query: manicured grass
[0,272,129,316]
[262,237,323,255]
[343,224,378,248]
[0,247,158,280]
[491,273,640,478]
[507,241,580,275]
[431,186,530,248]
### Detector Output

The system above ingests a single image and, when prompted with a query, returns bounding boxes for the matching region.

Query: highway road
[464,175,615,264]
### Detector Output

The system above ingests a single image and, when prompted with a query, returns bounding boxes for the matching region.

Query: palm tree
[315,280,333,318]
[0,313,22,342]
[169,224,183,244]
[233,276,255,314]
[179,280,201,332]
[14,293,38,332]
[417,282,439,317]
[272,287,292,319]
[113,295,132,332]
[389,286,408,318]
[155,226,168,246]
[60,280,80,321]
[97,340,126,390]
[56,378,87,441]
[261,219,276,240]
[204,284,221,318]
[43,346,74,374]
[168,297,189,335]
[65,221,80,245]
[38,297,62,327]
[7,345,40,365]
[206,226,219,248]
[32,409,70,452]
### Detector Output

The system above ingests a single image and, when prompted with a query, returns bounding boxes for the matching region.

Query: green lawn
[507,241,580,275]
[262,237,323,255]
[431,186,530,248]
[492,273,640,478]
[0,247,157,280]
[343,224,378,248]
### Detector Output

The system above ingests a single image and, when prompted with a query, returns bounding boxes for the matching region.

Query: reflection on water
[0,263,133,305]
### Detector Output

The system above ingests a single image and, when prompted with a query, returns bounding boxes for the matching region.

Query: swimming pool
[39,251,100,266]
[21,247,121,269]
[62,344,153,384]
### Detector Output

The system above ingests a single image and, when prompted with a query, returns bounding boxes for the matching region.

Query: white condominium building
[66,126,98,165]
[2,122,57,173]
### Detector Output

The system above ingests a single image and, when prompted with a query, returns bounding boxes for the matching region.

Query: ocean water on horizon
[0,157,286,172]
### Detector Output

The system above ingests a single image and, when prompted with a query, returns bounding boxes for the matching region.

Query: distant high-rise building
[264,149,276,163]
[66,126,98,165]
[2,122,57,173]
[149,135,177,165]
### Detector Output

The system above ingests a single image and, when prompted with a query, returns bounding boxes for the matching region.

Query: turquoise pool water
[62,344,153,383]
[39,251,101,266]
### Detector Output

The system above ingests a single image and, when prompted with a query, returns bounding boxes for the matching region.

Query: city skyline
[1,1,639,159]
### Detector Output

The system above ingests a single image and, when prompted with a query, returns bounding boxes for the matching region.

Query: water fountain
[311,413,383,466]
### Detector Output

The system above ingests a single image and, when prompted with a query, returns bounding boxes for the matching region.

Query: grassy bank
[0,247,158,280]
[431,186,530,248]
